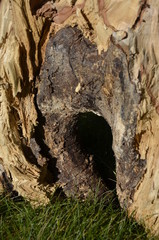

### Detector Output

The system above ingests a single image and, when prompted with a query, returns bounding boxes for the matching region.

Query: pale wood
[0,0,159,236]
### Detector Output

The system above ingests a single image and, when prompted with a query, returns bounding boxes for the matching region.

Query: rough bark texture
[34,26,142,199]
[0,0,159,236]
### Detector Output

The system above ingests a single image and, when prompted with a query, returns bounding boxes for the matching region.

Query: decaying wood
[0,0,159,236]
[35,26,142,199]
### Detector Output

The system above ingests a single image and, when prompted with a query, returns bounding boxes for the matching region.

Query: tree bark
[0,0,159,236]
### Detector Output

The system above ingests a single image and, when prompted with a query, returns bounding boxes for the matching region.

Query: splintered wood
[0,0,159,236]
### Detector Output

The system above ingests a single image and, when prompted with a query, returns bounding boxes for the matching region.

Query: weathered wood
[0,0,53,204]
[35,25,143,201]
[0,0,159,236]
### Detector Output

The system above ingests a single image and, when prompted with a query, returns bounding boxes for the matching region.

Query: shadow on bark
[30,89,59,185]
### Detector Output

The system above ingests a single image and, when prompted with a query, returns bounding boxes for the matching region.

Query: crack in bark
[132,0,150,29]
[81,10,94,30]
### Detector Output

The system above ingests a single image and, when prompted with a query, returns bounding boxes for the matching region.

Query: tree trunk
[0,0,159,236]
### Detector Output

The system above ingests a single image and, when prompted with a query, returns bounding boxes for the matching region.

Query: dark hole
[75,112,116,190]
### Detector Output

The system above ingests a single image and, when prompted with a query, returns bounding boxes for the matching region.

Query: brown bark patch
[29,26,146,205]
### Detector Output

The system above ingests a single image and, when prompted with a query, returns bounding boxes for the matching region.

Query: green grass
[0,192,155,240]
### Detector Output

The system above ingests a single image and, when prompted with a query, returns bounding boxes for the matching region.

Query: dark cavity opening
[75,112,116,190]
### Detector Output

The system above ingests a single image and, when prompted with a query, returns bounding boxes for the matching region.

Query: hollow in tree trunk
[0,0,159,236]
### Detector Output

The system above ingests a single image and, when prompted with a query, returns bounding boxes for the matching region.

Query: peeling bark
[0,0,159,236]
